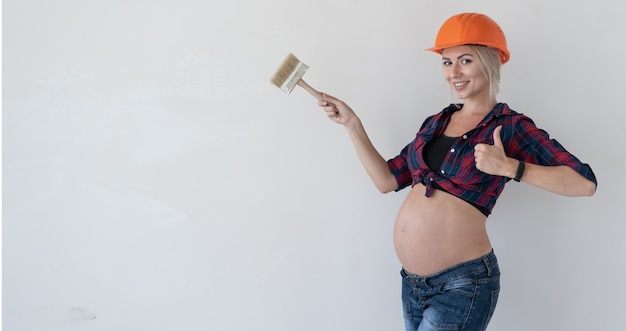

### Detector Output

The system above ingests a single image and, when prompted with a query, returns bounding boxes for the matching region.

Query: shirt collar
[444,102,518,118]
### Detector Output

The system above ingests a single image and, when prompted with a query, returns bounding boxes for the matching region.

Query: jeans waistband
[401,250,498,286]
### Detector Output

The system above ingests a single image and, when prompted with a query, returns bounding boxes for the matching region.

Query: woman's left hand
[473,126,517,178]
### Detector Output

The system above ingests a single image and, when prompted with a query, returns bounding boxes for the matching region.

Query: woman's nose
[449,63,461,78]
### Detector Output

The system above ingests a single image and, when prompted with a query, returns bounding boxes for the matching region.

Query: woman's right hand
[317,93,358,127]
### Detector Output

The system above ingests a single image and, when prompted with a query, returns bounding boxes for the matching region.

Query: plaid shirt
[387,103,597,214]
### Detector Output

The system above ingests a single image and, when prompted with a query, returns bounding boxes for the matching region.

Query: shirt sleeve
[387,144,413,191]
[509,116,597,186]
[386,114,438,192]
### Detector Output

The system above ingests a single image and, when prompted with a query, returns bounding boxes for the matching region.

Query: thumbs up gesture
[474,126,517,177]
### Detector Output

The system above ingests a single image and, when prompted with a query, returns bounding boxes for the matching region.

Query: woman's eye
[461,59,472,65]
[443,61,452,66]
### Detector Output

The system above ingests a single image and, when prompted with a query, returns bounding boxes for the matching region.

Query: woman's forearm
[345,119,398,193]
[513,162,596,197]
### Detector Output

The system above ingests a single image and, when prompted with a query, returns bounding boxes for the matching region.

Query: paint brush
[270,53,322,100]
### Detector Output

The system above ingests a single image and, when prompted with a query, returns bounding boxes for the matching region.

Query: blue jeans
[401,250,500,331]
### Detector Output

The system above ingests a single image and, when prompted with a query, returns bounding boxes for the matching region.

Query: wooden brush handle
[297,79,322,100]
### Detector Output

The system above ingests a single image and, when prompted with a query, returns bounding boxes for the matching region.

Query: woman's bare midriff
[393,183,492,276]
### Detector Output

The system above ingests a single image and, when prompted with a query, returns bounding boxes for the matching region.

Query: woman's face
[441,45,490,102]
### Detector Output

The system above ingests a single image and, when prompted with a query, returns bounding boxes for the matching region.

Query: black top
[423,134,456,171]
[423,134,490,217]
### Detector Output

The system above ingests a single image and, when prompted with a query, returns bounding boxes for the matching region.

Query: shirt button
[450,148,455,153]
[440,170,445,175]
[429,177,434,181]
[462,135,468,140]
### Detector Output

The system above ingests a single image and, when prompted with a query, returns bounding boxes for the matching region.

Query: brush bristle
[270,53,309,94]
[270,53,301,87]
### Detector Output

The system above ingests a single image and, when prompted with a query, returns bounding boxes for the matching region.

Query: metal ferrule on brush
[281,62,309,94]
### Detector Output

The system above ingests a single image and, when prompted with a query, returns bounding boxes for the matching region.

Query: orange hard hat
[427,13,510,64]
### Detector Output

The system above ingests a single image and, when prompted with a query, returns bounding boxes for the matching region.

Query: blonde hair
[468,45,502,100]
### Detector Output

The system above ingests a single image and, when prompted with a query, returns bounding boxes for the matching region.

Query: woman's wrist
[513,160,525,182]
[505,158,520,179]
[346,117,364,138]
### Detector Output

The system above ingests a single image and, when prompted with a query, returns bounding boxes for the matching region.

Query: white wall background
[3,0,625,330]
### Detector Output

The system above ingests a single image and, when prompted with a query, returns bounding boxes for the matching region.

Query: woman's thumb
[493,125,503,146]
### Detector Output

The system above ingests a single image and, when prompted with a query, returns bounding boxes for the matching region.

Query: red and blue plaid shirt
[387,103,597,214]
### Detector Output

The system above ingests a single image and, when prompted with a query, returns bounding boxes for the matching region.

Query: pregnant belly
[393,184,492,276]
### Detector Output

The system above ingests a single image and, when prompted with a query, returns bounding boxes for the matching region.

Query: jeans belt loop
[483,255,492,277]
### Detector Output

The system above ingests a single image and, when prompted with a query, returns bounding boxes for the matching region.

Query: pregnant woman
[317,12,597,331]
